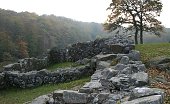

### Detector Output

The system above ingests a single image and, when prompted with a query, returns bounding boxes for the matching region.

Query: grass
[136,43,170,63]
[47,62,75,71]
[136,43,170,104]
[0,77,90,104]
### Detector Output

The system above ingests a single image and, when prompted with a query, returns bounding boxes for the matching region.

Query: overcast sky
[0,0,169,27]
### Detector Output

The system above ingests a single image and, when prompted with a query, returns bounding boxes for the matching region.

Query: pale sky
[0,0,169,27]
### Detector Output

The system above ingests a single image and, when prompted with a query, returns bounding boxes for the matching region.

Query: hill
[0,9,107,62]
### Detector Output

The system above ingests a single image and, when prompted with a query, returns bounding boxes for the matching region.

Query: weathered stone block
[122,95,163,104]
[130,87,165,100]
[96,61,110,70]
[131,72,148,87]
[120,56,129,65]
[63,90,88,103]
[95,54,117,61]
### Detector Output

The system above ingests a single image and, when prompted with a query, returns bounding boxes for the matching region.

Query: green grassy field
[136,43,170,104]
[47,62,74,71]
[47,62,82,71]
[136,43,170,63]
[0,77,90,104]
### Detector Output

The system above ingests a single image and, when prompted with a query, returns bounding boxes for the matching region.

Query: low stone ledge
[122,95,163,104]
[2,65,94,89]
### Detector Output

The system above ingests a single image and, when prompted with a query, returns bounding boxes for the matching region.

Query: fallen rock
[130,87,164,100]
[115,64,127,71]
[120,56,129,65]
[79,81,102,93]
[95,54,117,61]
[122,95,163,104]
[147,56,170,71]
[96,61,110,70]
[101,68,117,79]
[63,90,88,103]
[131,72,149,87]
[128,50,140,61]
[29,95,50,104]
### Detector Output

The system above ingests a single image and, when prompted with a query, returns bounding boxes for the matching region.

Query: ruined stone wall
[48,35,135,64]
[3,57,48,72]
[0,65,94,89]
[42,50,165,104]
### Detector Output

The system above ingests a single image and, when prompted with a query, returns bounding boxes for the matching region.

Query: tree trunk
[139,11,143,44]
[140,30,143,44]
[135,29,138,44]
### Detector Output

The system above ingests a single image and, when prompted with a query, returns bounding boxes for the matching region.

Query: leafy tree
[0,9,107,62]
[104,0,163,44]
[17,40,29,58]
[0,32,15,62]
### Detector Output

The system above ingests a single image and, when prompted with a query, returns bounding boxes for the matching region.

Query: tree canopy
[104,0,164,44]
[0,9,107,62]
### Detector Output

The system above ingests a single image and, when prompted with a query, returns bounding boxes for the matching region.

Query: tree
[104,0,164,44]
[0,32,15,62]
[17,40,29,58]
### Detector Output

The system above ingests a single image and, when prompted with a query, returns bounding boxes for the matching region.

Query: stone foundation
[48,35,135,63]
[41,51,164,104]
[3,57,48,72]
[1,65,93,89]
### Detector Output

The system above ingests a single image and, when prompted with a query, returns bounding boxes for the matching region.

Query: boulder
[130,87,164,100]
[30,95,50,104]
[147,56,170,71]
[131,72,149,87]
[53,90,67,103]
[96,61,110,70]
[109,75,131,91]
[109,44,124,54]
[128,50,140,61]
[120,56,129,65]
[100,78,115,91]
[79,81,102,93]
[101,68,117,79]
[91,70,103,81]
[120,67,132,75]
[95,54,117,61]
[3,63,21,71]
[115,64,127,71]
[92,93,110,103]
[63,90,88,103]
[122,95,163,104]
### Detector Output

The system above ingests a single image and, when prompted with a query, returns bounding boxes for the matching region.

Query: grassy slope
[47,62,74,71]
[136,43,170,104]
[0,77,90,104]
[136,43,170,63]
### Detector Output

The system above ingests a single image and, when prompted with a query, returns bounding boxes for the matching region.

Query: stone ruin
[0,35,135,89]
[0,35,165,103]
[3,57,48,72]
[1,65,93,89]
[48,35,134,63]
[30,51,165,104]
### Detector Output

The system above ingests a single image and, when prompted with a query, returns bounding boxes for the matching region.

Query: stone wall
[31,50,164,104]
[0,65,94,89]
[3,57,48,72]
[48,35,135,63]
